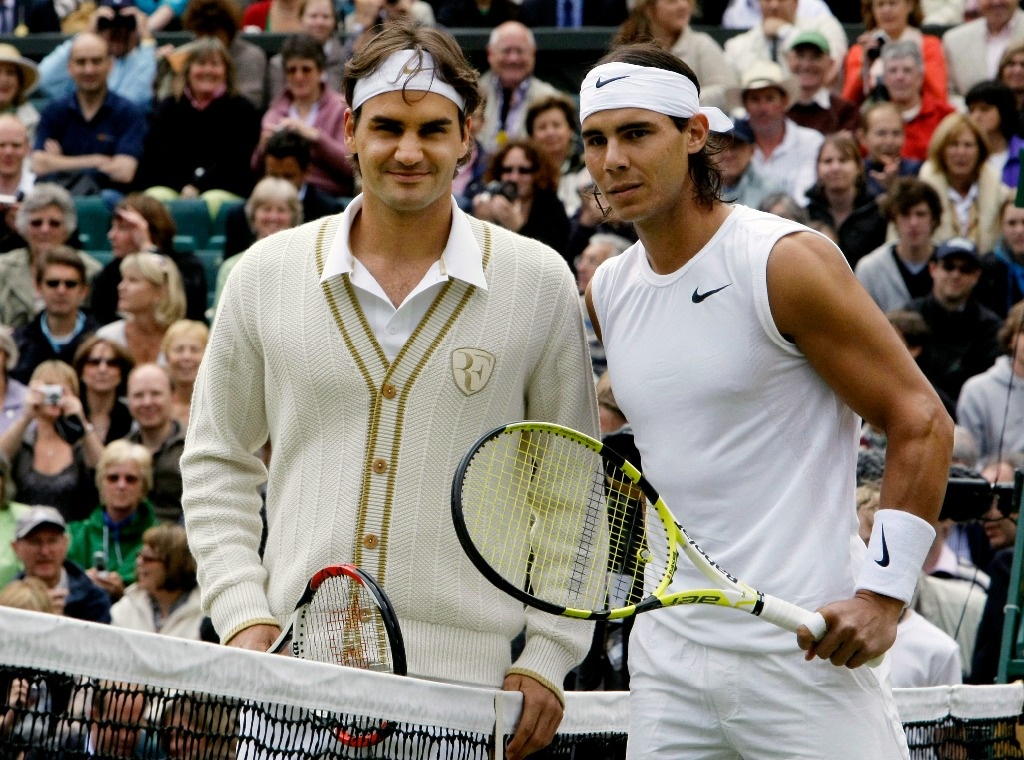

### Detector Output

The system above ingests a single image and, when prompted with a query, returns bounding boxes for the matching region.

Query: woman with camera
[841,0,946,107]
[471,139,570,260]
[0,360,103,523]
[66,440,157,603]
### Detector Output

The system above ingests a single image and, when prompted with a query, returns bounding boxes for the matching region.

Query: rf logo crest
[451,348,495,396]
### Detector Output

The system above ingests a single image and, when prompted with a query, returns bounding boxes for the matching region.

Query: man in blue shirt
[32,32,147,201]
[36,0,156,111]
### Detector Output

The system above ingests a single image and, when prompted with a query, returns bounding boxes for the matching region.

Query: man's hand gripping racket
[450,422,882,667]
[268,564,407,747]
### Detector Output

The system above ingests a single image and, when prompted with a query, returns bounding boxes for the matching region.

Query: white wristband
[856,509,935,606]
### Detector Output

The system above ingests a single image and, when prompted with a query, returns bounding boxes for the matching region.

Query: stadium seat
[74,197,112,252]
[87,250,115,268]
[168,199,212,251]
[194,248,223,310]
[210,199,244,252]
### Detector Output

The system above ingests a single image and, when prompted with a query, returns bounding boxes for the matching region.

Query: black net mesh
[1,608,1022,760]
[903,715,1024,759]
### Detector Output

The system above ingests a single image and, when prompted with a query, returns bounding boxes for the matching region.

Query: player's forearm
[878,389,954,524]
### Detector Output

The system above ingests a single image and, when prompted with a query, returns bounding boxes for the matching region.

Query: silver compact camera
[40,383,63,406]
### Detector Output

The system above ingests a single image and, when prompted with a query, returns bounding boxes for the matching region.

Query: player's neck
[350,193,452,266]
[635,200,731,275]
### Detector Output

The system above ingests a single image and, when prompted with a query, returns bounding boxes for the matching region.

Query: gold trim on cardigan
[313,216,493,582]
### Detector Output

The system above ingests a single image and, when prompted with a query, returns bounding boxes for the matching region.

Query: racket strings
[461,429,667,614]
[303,576,394,672]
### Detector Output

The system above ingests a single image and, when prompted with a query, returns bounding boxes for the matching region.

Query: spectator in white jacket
[110,523,203,639]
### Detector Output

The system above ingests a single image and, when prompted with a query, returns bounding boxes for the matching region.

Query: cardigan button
[382,383,397,399]
[372,458,388,474]
[362,533,380,549]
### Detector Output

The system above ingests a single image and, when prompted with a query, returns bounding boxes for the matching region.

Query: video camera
[483,180,518,203]
[940,472,1020,522]
[97,11,136,32]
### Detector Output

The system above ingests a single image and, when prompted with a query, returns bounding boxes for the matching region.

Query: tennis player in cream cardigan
[180,22,599,760]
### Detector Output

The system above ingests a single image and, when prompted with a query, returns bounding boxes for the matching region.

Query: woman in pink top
[253,33,353,197]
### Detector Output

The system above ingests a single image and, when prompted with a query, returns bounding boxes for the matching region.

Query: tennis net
[1,607,1022,759]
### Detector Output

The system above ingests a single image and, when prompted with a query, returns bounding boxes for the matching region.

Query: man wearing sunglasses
[10,247,100,384]
[908,237,1003,404]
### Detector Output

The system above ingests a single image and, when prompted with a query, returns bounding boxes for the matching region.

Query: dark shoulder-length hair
[590,43,723,212]
[73,336,135,397]
[483,139,558,193]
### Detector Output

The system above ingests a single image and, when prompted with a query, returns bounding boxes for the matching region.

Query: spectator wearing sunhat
[8,504,111,622]
[719,118,782,208]
[0,44,39,142]
[735,59,823,206]
[785,30,859,136]
[908,237,1003,404]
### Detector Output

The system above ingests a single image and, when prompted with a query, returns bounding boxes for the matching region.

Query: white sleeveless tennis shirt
[590,204,865,653]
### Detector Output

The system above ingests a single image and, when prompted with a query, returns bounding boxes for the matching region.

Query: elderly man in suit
[944,0,1024,99]
[476,21,561,155]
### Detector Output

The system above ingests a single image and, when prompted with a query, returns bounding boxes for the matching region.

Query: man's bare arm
[31,150,108,176]
[767,232,953,667]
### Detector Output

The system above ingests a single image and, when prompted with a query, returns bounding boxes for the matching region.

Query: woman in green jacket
[67,440,157,603]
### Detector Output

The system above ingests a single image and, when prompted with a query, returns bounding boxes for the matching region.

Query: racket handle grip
[761,595,884,669]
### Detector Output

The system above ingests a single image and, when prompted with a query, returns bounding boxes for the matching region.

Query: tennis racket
[451,421,866,657]
[268,565,407,747]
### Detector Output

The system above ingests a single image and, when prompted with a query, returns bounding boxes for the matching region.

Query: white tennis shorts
[626,617,910,760]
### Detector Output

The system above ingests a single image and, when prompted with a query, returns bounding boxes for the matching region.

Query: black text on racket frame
[268,564,407,748]
[451,422,852,652]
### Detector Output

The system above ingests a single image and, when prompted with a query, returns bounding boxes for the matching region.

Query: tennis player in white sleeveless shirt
[581,47,953,759]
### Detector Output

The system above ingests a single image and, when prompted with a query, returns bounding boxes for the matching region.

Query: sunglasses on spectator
[501,165,535,175]
[84,357,118,368]
[939,259,979,274]
[104,473,140,484]
[43,279,81,289]
[29,218,62,228]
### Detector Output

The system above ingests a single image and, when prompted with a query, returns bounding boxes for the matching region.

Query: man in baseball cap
[907,237,1002,402]
[785,30,859,135]
[11,504,111,622]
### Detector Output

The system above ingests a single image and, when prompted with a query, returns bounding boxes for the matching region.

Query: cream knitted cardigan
[182,213,599,693]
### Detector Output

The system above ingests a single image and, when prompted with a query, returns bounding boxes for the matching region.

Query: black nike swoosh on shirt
[595,75,630,88]
[691,284,732,303]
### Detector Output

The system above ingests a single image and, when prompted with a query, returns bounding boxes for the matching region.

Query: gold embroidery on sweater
[313,218,493,581]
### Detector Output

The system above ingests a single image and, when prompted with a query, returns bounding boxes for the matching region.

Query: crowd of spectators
[2,0,1024,741]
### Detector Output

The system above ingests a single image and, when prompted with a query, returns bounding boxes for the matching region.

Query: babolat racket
[269,565,407,747]
[451,422,834,643]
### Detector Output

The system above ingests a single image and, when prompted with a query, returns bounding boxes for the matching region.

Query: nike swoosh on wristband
[595,75,630,88]
[691,284,731,303]
[875,526,890,567]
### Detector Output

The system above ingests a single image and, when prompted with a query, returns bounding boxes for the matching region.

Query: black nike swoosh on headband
[595,75,630,88]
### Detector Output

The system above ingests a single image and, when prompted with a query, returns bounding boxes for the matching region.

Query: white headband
[579,62,733,132]
[351,49,466,113]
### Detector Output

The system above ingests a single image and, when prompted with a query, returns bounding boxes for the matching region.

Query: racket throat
[632,594,666,615]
